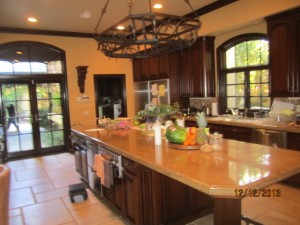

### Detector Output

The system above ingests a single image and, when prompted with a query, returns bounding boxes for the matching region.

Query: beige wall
[0,33,134,126]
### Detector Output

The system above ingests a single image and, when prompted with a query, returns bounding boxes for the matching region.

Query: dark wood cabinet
[132,37,216,99]
[267,7,300,97]
[208,123,252,142]
[192,37,216,97]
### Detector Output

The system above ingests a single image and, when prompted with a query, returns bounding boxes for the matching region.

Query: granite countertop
[185,116,300,133]
[72,125,300,197]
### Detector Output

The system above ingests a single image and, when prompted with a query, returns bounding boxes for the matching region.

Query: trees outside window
[217,34,270,114]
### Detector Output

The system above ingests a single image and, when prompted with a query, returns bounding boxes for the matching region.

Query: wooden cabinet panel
[192,37,216,97]
[149,57,159,80]
[267,8,300,97]
[287,132,300,151]
[168,51,181,104]
[179,48,193,97]
[132,58,142,82]
[208,123,252,142]
[158,54,169,79]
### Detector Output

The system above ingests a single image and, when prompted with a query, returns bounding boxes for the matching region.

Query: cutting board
[271,100,294,112]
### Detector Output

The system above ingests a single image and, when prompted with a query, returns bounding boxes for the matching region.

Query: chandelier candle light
[94,0,201,58]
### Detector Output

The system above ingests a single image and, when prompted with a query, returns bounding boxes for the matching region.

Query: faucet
[226,108,239,116]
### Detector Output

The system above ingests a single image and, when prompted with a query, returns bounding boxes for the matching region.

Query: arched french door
[0,41,70,161]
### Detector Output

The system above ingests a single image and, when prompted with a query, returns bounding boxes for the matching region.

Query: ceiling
[0,0,223,35]
[0,0,299,38]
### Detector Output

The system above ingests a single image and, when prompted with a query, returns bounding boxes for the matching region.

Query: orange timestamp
[234,188,281,197]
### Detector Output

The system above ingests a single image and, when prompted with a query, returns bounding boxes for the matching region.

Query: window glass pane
[262,97,271,110]
[250,71,261,83]
[261,84,270,96]
[250,97,261,109]
[261,69,269,82]
[227,97,237,108]
[236,97,245,108]
[13,62,30,73]
[227,72,244,84]
[0,61,13,74]
[235,42,247,67]
[248,40,262,66]
[261,40,269,65]
[53,131,64,146]
[227,85,236,96]
[226,47,235,68]
[250,84,261,96]
[31,62,47,73]
[236,85,245,96]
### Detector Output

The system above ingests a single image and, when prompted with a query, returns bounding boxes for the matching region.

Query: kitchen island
[72,125,300,225]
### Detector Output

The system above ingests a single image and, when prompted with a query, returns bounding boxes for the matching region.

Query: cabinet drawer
[122,157,137,174]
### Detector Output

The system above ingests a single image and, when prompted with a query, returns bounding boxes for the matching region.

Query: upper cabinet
[267,7,300,97]
[132,37,216,100]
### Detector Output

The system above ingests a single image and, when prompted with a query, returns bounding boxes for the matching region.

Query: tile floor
[5,153,300,225]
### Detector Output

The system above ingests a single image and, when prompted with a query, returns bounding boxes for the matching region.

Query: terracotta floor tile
[5,160,25,171]
[9,216,24,225]
[9,187,35,209]
[9,208,21,217]
[51,175,81,188]
[62,189,100,210]
[10,177,51,190]
[69,203,120,225]
[31,182,56,194]
[46,167,78,179]
[22,199,73,225]
[34,187,69,203]
[14,167,47,181]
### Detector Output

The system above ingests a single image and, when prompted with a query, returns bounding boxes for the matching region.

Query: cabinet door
[179,48,193,97]
[158,54,169,79]
[132,59,142,82]
[295,16,300,96]
[140,58,150,81]
[268,18,294,97]
[208,124,252,142]
[149,57,158,80]
[192,37,216,97]
[161,176,189,223]
[168,51,181,103]
[122,158,141,224]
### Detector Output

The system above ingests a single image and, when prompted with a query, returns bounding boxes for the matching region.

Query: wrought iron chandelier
[94,0,201,58]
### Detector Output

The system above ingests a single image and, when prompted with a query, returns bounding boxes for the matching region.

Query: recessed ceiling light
[117,26,125,30]
[153,3,163,9]
[16,51,23,55]
[80,11,91,19]
[27,17,38,23]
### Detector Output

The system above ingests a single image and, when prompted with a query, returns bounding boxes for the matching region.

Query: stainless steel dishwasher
[251,129,287,148]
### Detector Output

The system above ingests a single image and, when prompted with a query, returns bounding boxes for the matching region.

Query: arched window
[0,41,64,75]
[217,33,270,114]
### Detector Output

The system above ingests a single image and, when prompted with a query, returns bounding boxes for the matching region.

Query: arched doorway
[0,41,70,161]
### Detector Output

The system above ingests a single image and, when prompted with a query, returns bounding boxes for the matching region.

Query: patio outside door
[1,81,65,159]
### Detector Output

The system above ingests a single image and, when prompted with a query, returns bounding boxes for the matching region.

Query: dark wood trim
[185,0,239,18]
[0,27,94,38]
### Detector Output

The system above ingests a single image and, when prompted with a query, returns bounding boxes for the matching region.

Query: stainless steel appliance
[86,140,101,194]
[134,79,170,113]
[71,133,88,183]
[251,129,287,148]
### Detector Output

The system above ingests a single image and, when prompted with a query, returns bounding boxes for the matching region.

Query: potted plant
[136,103,180,124]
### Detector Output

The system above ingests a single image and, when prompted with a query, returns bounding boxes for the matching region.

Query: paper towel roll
[211,103,218,116]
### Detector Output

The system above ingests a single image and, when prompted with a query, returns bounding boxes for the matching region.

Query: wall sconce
[76,66,88,93]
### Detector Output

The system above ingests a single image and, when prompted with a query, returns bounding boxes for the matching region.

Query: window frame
[217,33,270,114]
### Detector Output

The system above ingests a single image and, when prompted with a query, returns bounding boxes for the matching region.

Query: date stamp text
[235,188,281,197]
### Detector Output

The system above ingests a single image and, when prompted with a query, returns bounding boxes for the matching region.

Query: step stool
[68,183,88,203]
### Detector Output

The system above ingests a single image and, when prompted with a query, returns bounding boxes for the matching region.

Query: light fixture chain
[128,0,134,15]
[184,0,199,18]
[94,0,111,34]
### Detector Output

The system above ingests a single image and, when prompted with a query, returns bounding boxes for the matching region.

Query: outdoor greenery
[225,39,270,110]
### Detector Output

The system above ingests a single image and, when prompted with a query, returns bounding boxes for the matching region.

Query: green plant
[136,103,179,118]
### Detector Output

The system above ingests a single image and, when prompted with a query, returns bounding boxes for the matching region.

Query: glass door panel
[36,82,65,149]
[2,83,34,155]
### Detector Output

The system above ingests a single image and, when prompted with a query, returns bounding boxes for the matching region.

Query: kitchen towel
[211,102,218,116]
[93,154,114,188]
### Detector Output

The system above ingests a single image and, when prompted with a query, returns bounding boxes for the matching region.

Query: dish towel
[93,154,114,188]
